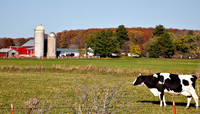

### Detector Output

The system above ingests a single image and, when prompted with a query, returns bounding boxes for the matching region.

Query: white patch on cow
[158,81,163,85]
[178,75,195,97]
[153,74,158,78]
[164,89,180,96]
[133,79,136,85]
[180,91,192,96]
[160,73,171,80]
[149,88,160,96]
[139,82,145,86]
[179,75,193,86]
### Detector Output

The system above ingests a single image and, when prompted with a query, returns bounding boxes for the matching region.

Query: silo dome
[48,32,56,37]
[35,25,44,31]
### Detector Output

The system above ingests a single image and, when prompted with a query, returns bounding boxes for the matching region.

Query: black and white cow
[133,73,199,110]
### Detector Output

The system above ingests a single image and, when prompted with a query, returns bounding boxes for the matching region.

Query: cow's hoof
[185,106,189,109]
[196,107,198,110]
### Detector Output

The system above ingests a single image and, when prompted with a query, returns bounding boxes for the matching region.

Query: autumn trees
[0,38,31,49]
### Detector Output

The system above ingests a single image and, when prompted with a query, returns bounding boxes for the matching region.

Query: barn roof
[22,39,47,47]
[57,48,79,54]
[22,39,34,47]
[0,48,18,53]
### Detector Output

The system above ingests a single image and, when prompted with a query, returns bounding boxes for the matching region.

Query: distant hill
[56,27,200,50]
[1,27,200,50]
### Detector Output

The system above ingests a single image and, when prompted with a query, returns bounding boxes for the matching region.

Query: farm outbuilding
[57,48,80,58]
[0,48,19,58]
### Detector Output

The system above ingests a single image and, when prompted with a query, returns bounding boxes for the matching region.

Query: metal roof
[57,48,79,54]
[22,39,34,47]
[22,39,47,47]
[0,48,18,53]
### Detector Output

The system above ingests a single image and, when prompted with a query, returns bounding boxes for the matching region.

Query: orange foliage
[1,27,200,50]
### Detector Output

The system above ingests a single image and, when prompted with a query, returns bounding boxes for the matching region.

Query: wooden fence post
[11,104,14,114]
[173,101,176,114]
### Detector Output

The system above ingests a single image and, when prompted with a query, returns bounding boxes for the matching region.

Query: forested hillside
[1,27,200,52]
[56,27,200,50]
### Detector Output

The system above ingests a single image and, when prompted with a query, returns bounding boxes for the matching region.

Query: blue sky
[0,0,200,38]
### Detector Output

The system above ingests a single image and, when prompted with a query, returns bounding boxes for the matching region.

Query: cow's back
[157,73,197,96]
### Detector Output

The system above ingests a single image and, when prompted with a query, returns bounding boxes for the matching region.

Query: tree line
[0,38,33,49]
[85,25,200,58]
[1,25,200,58]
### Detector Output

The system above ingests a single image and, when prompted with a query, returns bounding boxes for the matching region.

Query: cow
[133,73,199,110]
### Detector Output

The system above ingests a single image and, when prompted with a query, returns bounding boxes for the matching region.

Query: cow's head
[133,74,145,86]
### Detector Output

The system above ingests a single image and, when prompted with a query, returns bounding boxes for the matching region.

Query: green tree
[143,37,160,58]
[187,30,194,36]
[129,42,141,56]
[174,35,199,57]
[87,30,119,57]
[153,25,166,37]
[144,32,175,58]
[116,25,129,48]
[157,32,175,58]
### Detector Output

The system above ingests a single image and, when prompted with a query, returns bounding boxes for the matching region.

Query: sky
[0,0,200,38]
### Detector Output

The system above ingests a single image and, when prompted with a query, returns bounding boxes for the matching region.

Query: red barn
[9,39,34,57]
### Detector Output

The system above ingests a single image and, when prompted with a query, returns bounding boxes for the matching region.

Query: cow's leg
[163,95,167,107]
[185,96,192,109]
[191,90,199,110]
[159,92,164,107]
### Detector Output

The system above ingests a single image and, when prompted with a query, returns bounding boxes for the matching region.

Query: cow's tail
[197,77,199,96]
[192,75,197,89]
[193,74,199,97]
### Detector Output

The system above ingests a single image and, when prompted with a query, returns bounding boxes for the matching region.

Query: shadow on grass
[138,100,195,107]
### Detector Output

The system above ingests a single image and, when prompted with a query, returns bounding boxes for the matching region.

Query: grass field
[0,57,200,113]
[0,57,199,73]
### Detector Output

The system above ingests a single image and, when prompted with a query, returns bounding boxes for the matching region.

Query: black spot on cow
[158,75,164,83]
[183,80,189,86]
[164,74,182,92]
[169,74,179,80]
[144,76,157,88]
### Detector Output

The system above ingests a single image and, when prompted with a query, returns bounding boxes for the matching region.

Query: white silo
[47,32,57,59]
[34,25,44,59]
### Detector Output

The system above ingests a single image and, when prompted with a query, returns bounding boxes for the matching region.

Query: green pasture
[0,57,200,113]
[0,57,199,74]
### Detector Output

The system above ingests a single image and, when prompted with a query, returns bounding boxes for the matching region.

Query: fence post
[173,101,176,114]
[11,104,14,114]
